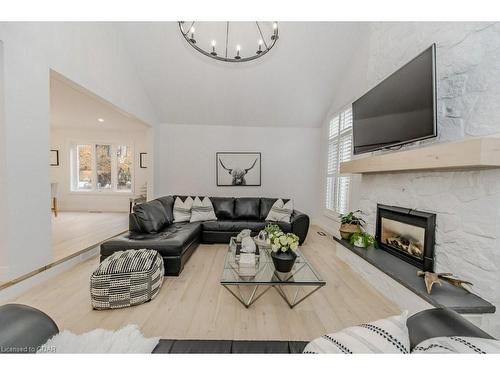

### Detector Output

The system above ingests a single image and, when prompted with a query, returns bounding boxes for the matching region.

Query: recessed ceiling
[119,22,370,128]
[50,72,150,131]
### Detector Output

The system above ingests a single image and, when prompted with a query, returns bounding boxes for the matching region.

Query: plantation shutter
[325,107,353,214]
[325,116,339,211]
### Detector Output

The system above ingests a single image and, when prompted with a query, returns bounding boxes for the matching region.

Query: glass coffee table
[220,237,326,308]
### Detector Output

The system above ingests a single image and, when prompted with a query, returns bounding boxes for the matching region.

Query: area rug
[37,324,159,353]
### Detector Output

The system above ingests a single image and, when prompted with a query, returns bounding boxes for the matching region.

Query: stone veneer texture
[358,22,500,335]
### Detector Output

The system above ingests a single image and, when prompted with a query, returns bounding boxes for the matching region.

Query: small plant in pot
[339,210,366,240]
[350,231,376,249]
[268,229,300,273]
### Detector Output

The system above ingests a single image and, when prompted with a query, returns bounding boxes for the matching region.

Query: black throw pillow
[133,200,169,233]
[155,196,175,224]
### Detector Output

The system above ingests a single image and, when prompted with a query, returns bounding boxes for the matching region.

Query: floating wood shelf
[340,137,500,174]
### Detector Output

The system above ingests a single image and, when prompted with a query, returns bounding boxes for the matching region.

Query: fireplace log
[417,271,473,294]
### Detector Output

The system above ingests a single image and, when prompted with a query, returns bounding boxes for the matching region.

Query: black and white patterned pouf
[90,249,164,310]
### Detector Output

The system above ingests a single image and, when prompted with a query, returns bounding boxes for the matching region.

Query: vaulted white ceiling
[119,22,369,128]
[50,72,150,131]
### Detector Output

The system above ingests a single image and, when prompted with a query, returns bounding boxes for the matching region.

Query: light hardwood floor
[13,226,399,341]
[51,211,128,262]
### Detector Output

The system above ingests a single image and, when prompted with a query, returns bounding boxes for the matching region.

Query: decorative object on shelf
[216,152,261,186]
[50,149,59,166]
[417,271,473,294]
[179,22,279,63]
[254,229,271,250]
[229,236,259,277]
[139,153,148,168]
[236,229,252,242]
[238,252,257,277]
[267,227,300,273]
[350,231,376,248]
[241,236,256,253]
[257,229,268,242]
[339,210,366,240]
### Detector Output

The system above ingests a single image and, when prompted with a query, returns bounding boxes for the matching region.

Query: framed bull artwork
[216,152,261,186]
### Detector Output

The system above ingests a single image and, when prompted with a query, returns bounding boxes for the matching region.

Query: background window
[72,143,133,193]
[96,144,112,190]
[77,144,93,190]
[117,145,133,191]
[325,107,352,214]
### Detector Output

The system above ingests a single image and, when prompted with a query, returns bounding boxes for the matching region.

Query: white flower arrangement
[264,224,299,253]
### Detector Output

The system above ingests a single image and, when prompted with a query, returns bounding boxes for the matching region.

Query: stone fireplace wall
[318,22,500,335]
[359,22,500,335]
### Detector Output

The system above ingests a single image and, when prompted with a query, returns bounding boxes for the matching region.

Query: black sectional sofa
[100,196,310,276]
[0,304,493,353]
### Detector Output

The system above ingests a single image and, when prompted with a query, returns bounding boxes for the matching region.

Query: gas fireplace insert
[375,204,436,271]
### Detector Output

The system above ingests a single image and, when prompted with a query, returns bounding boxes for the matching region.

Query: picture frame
[216,152,261,186]
[140,152,148,168]
[50,150,59,166]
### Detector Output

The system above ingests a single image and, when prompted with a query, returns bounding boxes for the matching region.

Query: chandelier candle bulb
[235,45,241,59]
[189,26,196,43]
[272,22,278,40]
[211,40,217,56]
[257,39,263,54]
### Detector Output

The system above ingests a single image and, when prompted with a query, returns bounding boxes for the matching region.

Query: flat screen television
[352,44,437,155]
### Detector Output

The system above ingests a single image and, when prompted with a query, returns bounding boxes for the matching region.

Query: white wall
[0,41,6,280]
[50,128,149,212]
[0,23,156,280]
[154,123,320,217]
[318,22,500,335]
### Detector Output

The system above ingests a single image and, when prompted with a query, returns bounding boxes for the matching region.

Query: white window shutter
[325,107,353,215]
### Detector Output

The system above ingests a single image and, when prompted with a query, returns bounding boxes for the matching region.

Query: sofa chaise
[100,196,310,276]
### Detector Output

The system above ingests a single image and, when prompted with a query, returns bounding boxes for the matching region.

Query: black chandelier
[179,21,279,63]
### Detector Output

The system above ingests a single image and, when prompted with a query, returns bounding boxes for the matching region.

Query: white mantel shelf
[340,137,500,174]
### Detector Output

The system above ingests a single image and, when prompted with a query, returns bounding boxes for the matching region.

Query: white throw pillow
[412,336,500,354]
[190,196,217,222]
[37,324,159,354]
[265,199,293,223]
[303,311,410,354]
[173,196,194,223]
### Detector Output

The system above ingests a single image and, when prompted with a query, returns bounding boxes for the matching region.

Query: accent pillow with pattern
[190,197,217,223]
[303,311,410,354]
[265,199,293,223]
[173,196,194,223]
[412,336,500,354]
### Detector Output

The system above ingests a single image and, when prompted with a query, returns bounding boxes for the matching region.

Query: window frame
[70,142,134,194]
[324,106,353,218]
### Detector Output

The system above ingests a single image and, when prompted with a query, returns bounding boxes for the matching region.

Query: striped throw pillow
[190,197,217,222]
[303,311,410,353]
[265,199,293,223]
[413,336,500,353]
[173,196,194,223]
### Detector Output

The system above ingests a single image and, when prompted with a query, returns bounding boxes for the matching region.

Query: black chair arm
[290,210,310,245]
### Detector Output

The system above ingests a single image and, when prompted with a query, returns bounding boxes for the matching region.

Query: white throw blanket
[38,324,160,354]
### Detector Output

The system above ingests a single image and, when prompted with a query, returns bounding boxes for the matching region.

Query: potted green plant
[350,231,376,248]
[339,210,366,240]
[264,223,281,237]
[268,229,300,273]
